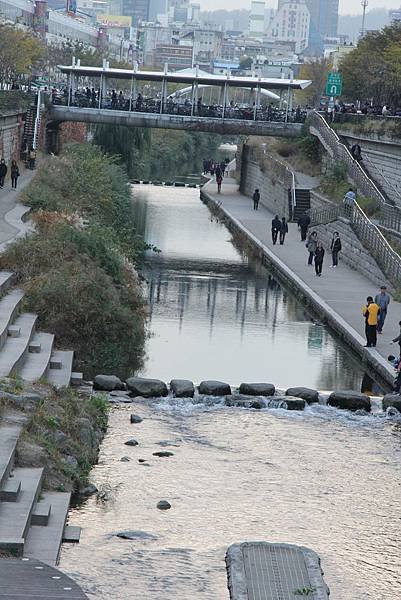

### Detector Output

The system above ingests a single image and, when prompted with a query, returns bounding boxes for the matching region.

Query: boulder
[286,387,319,404]
[79,483,98,498]
[61,455,78,469]
[94,375,124,391]
[170,379,195,398]
[328,391,371,412]
[153,451,174,457]
[239,383,275,396]
[120,456,131,462]
[138,458,146,463]
[157,500,171,510]
[382,394,401,412]
[130,414,143,424]
[225,395,265,408]
[126,377,168,398]
[124,438,139,446]
[283,397,306,411]
[199,380,231,396]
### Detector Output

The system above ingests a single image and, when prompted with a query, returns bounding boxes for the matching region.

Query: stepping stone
[7,326,20,338]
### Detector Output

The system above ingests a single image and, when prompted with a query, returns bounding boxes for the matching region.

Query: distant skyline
[200,0,401,15]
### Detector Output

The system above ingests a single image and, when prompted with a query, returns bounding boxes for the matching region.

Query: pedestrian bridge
[48,63,312,138]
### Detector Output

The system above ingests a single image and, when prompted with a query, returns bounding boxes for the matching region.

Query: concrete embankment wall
[238,145,290,219]
[0,112,25,163]
[200,182,394,389]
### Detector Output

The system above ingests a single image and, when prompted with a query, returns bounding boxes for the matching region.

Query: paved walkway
[0,168,35,250]
[205,175,400,382]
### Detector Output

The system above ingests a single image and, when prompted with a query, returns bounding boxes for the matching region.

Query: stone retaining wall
[239,145,291,219]
[0,112,25,164]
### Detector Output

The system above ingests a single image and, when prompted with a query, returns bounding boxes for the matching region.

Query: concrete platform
[226,542,329,600]
[24,492,71,566]
[0,557,88,599]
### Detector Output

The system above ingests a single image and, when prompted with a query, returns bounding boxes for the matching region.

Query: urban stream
[59,184,401,599]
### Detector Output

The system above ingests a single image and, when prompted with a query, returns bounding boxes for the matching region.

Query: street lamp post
[361,0,368,38]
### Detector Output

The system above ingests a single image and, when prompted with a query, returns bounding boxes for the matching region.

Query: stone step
[0,313,37,378]
[19,332,55,383]
[62,525,81,543]
[0,289,24,350]
[0,478,21,502]
[0,417,24,490]
[0,467,44,555]
[0,272,15,296]
[24,491,71,566]
[31,501,51,526]
[46,350,74,389]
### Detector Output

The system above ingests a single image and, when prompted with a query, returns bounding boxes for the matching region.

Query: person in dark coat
[216,172,223,194]
[0,159,7,188]
[330,231,342,267]
[306,231,317,265]
[271,215,281,245]
[298,213,311,241]
[253,188,260,210]
[279,217,288,245]
[10,160,19,190]
[314,242,325,276]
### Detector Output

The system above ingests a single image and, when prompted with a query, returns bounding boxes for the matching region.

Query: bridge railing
[308,111,389,209]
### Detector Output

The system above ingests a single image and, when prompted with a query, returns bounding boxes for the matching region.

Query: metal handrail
[33,90,41,150]
[309,111,388,208]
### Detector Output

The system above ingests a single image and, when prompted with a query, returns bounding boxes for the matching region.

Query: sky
[200,0,401,14]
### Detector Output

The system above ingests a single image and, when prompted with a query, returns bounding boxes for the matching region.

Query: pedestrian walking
[362,296,380,348]
[0,159,6,188]
[314,242,325,276]
[271,215,281,245]
[375,285,391,334]
[351,143,362,162]
[220,161,226,177]
[297,213,311,241]
[306,231,317,265]
[343,188,356,218]
[391,321,401,356]
[279,217,288,245]
[10,160,19,190]
[330,231,342,267]
[216,172,223,194]
[28,148,36,170]
[253,188,260,210]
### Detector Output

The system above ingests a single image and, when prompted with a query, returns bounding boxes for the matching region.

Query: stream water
[59,185,401,599]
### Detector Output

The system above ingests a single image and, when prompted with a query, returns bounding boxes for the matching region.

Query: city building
[122,0,149,26]
[154,43,193,68]
[304,0,339,54]
[249,0,265,39]
[267,0,310,54]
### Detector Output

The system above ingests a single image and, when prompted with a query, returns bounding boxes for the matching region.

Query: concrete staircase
[0,413,80,565]
[0,271,79,387]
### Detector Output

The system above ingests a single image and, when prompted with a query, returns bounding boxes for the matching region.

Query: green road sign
[325,72,343,97]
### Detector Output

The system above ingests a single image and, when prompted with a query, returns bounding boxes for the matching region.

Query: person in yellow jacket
[362,296,380,348]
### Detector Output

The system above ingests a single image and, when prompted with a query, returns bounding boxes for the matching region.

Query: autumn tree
[341,22,401,106]
[0,24,45,85]
[297,57,332,107]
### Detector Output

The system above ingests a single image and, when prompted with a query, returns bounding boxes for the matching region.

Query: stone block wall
[313,217,393,291]
[239,145,291,218]
[0,113,24,164]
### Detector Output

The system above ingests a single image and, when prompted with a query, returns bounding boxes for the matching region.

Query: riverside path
[202,174,399,387]
[0,167,35,250]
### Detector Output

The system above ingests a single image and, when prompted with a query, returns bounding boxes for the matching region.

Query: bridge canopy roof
[58,64,312,91]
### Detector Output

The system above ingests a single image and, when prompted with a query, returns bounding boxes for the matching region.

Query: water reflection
[134,185,364,390]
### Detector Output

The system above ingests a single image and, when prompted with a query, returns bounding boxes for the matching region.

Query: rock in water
[120,456,131,462]
[157,500,171,510]
[126,377,168,398]
[116,530,157,540]
[283,397,306,411]
[286,387,319,404]
[153,451,174,457]
[239,383,275,396]
[328,391,371,412]
[170,379,195,398]
[199,380,231,396]
[130,414,143,424]
[124,438,139,446]
[94,374,124,391]
[382,394,401,412]
[79,483,98,497]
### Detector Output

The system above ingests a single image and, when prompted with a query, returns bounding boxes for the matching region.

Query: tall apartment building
[303,0,339,53]
[249,0,265,39]
[267,0,310,54]
[122,0,149,25]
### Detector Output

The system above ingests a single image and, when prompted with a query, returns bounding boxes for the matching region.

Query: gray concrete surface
[0,169,34,249]
[203,176,399,386]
